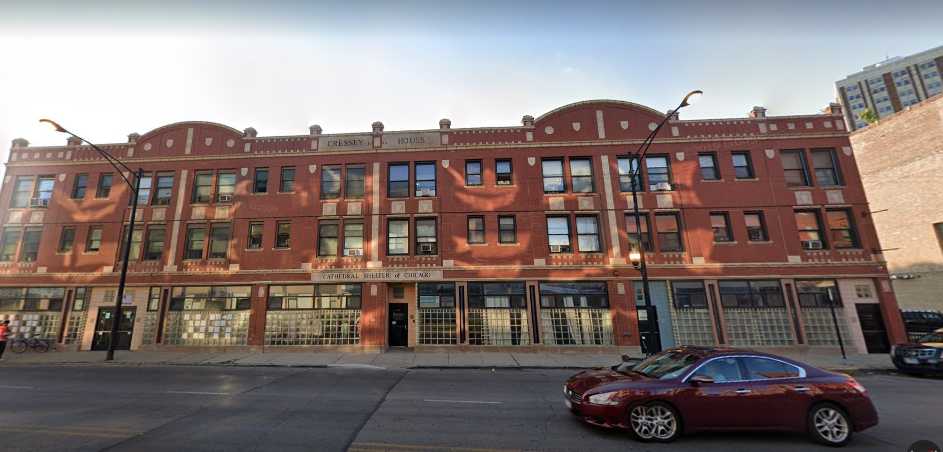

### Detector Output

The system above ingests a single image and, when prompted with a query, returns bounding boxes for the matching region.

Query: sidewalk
[0,348,896,373]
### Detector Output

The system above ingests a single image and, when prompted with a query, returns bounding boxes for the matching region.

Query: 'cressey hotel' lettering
[327,138,365,147]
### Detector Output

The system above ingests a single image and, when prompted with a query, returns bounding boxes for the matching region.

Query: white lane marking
[424,399,503,405]
[0,385,34,389]
[328,364,386,370]
[166,391,230,396]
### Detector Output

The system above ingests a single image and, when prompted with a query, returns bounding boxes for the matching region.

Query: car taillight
[846,377,867,394]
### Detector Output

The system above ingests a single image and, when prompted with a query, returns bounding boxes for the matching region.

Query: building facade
[850,94,943,312]
[836,44,943,131]
[0,99,906,354]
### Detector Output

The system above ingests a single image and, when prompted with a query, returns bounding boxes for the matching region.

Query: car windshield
[630,350,702,379]
[918,332,943,343]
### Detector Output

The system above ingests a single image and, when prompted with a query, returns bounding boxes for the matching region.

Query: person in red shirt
[0,320,10,360]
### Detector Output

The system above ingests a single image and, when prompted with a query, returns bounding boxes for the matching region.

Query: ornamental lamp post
[627,90,702,356]
[40,119,142,362]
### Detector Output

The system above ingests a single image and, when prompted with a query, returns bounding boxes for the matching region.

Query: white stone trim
[600,155,620,258]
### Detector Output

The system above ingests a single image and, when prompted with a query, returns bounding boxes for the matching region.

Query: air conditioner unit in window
[29,197,49,208]
[346,249,363,257]
[653,182,673,192]
[549,245,567,253]
[217,194,233,203]
[419,243,435,254]
[802,240,824,250]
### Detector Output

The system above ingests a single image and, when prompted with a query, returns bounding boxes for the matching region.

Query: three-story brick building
[0,99,906,354]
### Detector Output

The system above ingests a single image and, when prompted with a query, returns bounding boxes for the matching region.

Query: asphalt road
[0,365,938,452]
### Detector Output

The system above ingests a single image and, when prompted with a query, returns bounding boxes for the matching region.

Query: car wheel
[629,402,681,443]
[808,403,852,447]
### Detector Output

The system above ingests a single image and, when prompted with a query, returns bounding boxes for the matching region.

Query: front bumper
[892,356,943,374]
[564,388,626,429]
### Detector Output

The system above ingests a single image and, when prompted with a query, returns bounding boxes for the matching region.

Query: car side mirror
[689,375,714,386]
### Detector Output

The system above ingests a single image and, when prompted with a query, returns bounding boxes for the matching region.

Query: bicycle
[10,336,50,353]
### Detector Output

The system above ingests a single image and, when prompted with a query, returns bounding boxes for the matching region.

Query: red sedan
[564,347,878,446]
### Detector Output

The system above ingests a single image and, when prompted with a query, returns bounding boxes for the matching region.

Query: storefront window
[539,282,612,346]
[418,283,457,345]
[539,282,608,308]
[169,286,251,311]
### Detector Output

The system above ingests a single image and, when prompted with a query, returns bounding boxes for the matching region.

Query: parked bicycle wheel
[11,340,27,354]
[33,340,50,353]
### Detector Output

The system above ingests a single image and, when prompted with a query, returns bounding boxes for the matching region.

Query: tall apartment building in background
[836,44,943,131]
[0,99,906,355]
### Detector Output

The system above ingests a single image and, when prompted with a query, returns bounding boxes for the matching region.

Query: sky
[1,0,941,179]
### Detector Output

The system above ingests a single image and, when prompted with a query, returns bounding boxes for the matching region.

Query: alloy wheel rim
[813,408,849,443]
[630,405,677,440]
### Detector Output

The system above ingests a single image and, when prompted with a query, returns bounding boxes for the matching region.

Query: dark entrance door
[637,305,662,354]
[856,304,890,353]
[92,307,136,351]
[388,303,408,347]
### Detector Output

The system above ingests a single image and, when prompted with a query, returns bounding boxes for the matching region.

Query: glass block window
[169,286,251,311]
[418,282,456,345]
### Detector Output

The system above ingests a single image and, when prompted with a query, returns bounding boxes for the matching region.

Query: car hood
[896,342,943,351]
[567,368,649,394]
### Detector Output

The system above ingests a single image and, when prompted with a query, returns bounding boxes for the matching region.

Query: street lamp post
[827,287,848,360]
[626,91,702,356]
[40,119,141,362]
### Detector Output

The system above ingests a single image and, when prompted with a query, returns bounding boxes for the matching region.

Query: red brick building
[0,99,906,354]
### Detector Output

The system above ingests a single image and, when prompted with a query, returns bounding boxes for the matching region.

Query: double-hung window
[321,165,342,199]
[12,176,34,207]
[387,219,409,255]
[153,172,174,205]
[247,222,264,250]
[496,159,513,185]
[388,163,409,198]
[415,162,436,197]
[345,165,365,198]
[795,210,826,250]
[698,153,720,180]
[781,150,810,186]
[143,226,166,261]
[710,212,733,242]
[465,160,482,186]
[58,226,76,253]
[655,213,683,252]
[253,168,269,193]
[498,215,516,243]
[826,209,858,248]
[343,222,363,256]
[415,218,437,255]
[732,152,754,179]
[96,173,113,198]
[192,171,213,203]
[19,227,41,262]
[645,156,671,190]
[72,174,88,199]
[120,226,143,261]
[35,176,55,206]
[208,224,231,259]
[318,222,339,256]
[279,167,295,192]
[185,225,207,259]
[812,149,842,186]
[0,228,21,261]
[275,221,292,249]
[626,213,652,251]
[467,216,485,244]
[547,216,571,253]
[617,156,642,192]
[134,174,153,206]
[569,158,594,192]
[576,216,601,252]
[215,171,236,203]
[542,159,565,193]
[86,226,103,252]
[745,211,769,241]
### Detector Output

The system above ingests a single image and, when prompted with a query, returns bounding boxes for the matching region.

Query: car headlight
[588,391,622,406]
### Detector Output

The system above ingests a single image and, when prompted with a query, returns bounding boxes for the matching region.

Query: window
[718,280,784,308]
[216,171,236,202]
[267,285,314,310]
[645,156,670,190]
[539,282,609,308]
[153,172,174,205]
[415,218,437,255]
[812,149,841,186]
[741,357,801,380]
[744,211,769,242]
[275,221,291,249]
[12,176,34,207]
[542,159,565,193]
[672,281,707,308]
[19,227,41,262]
[58,226,76,253]
[626,213,652,251]
[318,222,339,256]
[279,166,295,192]
[415,162,436,197]
[795,210,826,250]
[576,216,601,252]
[0,287,65,312]
[418,282,456,308]
[147,287,162,311]
[388,163,409,198]
[655,213,683,252]
[617,156,642,192]
[469,282,527,308]
[119,226,143,261]
[796,280,842,308]
[496,159,513,185]
[465,160,482,186]
[498,215,516,244]
[826,209,858,249]
[35,176,55,204]
[690,357,743,383]
[208,224,231,259]
[192,171,213,203]
[96,173,113,198]
[170,286,251,311]
[320,165,341,199]
[781,150,810,186]
[0,228,21,261]
[184,225,206,259]
[698,153,720,180]
[547,216,571,253]
[86,226,103,252]
[467,216,485,244]
[253,168,269,193]
[72,174,88,199]
[345,165,365,198]
[569,158,594,192]
[387,219,409,255]
[143,226,166,261]
[73,287,89,311]
[247,222,264,250]
[315,284,362,309]
[710,212,733,242]
[134,174,153,206]
[343,222,363,256]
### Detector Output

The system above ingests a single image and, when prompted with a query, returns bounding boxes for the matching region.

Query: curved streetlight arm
[38,119,136,187]
[628,90,702,181]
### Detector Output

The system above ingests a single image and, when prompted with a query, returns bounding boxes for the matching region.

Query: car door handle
[735,388,752,394]
[793,386,810,392]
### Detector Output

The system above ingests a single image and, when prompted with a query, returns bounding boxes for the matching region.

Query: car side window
[690,357,743,383]
[741,357,801,380]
